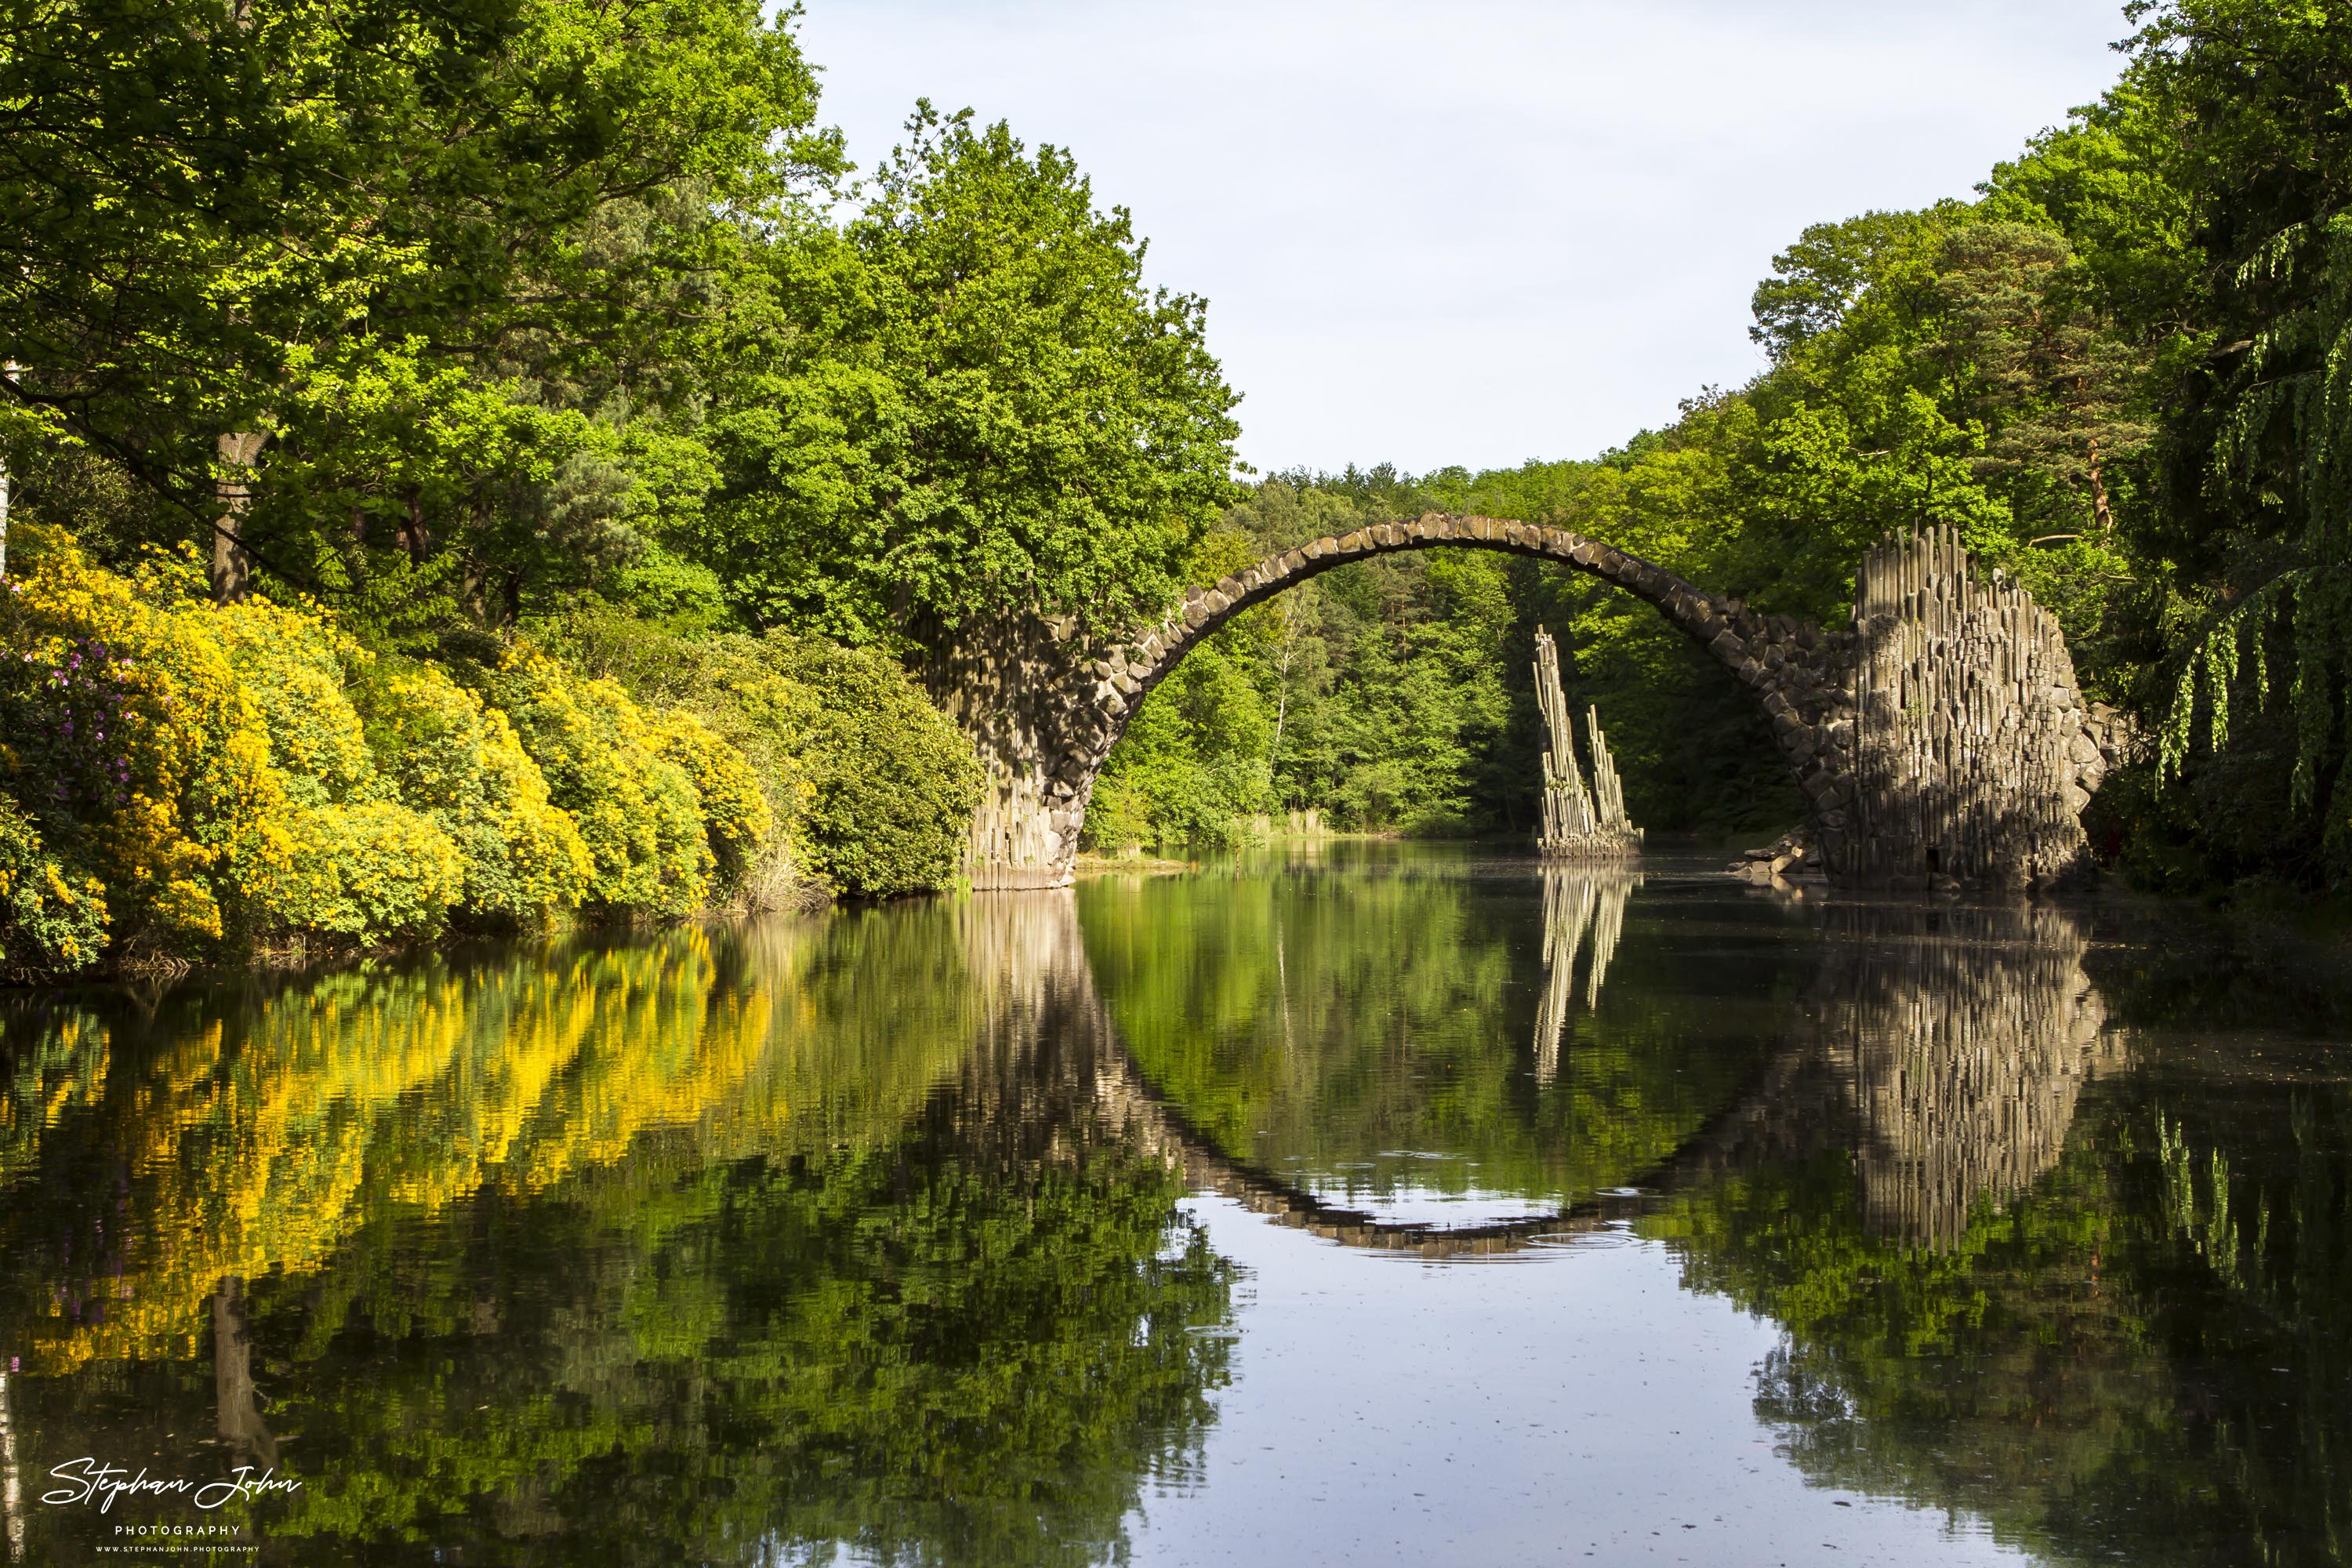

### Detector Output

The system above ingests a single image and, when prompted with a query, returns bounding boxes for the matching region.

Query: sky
[793,1,2138,477]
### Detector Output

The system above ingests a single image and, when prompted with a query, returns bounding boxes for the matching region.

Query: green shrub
[761,635,981,898]
[357,662,593,924]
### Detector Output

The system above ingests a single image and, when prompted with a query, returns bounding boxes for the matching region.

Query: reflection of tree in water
[0,905,1233,1567]
[1083,866,1785,1217]
[1533,868,1639,1087]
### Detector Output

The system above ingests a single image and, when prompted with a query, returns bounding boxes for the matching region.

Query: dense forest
[3,0,2352,973]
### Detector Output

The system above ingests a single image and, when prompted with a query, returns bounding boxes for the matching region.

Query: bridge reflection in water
[1059,874,2122,1258]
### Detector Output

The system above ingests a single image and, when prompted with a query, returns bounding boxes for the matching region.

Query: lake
[1,842,2346,1566]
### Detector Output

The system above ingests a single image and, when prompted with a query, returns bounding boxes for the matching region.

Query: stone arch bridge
[927,515,2126,892]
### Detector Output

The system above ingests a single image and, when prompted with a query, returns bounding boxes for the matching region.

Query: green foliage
[0,0,835,618]
[762,635,982,897]
[1985,1,2352,888]
[538,608,982,900]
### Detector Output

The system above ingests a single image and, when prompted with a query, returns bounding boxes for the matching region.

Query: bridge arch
[1110,512,1823,750]
[931,515,2111,892]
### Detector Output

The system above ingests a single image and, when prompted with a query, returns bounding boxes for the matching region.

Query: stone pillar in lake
[1534,627,1642,858]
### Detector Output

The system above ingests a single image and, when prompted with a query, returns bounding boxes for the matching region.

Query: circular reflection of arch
[966,887,2130,1259]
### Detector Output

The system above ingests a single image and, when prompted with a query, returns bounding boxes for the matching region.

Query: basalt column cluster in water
[1533,627,1641,858]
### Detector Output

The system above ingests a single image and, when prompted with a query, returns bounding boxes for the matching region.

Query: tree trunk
[461,555,489,622]
[212,1276,278,1469]
[0,1367,23,1563]
[2086,437,2113,543]
[394,488,429,567]
[211,430,267,604]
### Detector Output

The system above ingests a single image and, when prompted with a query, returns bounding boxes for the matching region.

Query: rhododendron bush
[0,546,783,971]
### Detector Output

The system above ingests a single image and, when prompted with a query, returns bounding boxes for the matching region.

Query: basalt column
[1829,527,2108,889]
[1534,627,1642,858]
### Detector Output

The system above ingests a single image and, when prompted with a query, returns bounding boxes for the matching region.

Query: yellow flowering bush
[0,547,474,963]
[0,547,287,953]
[265,798,465,940]
[487,651,712,916]
[211,601,378,807]
[648,710,773,879]
[0,794,108,971]
[0,546,787,964]
[209,598,466,945]
[360,662,593,923]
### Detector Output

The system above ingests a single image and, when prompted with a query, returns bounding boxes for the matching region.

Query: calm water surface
[2,844,2348,1565]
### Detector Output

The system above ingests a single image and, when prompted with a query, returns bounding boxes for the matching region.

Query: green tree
[702,104,1241,648]
[0,0,830,616]
[1936,223,2154,545]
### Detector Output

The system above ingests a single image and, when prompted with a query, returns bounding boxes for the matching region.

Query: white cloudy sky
[793,2,2136,476]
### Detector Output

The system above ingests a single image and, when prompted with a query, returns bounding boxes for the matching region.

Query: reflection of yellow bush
[360,662,593,922]
[5,929,775,1376]
[0,1005,110,1189]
